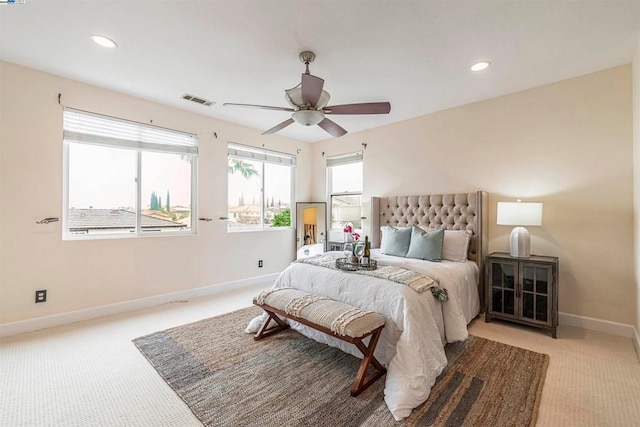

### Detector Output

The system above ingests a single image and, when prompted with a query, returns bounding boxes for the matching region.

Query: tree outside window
[64,109,196,238]
[227,144,294,230]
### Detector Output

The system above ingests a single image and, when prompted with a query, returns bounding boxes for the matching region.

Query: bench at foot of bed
[253,288,386,396]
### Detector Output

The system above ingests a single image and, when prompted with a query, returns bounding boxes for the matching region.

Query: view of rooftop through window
[63,109,197,237]
[67,146,193,235]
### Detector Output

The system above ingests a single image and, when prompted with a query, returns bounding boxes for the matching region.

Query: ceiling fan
[223,51,391,137]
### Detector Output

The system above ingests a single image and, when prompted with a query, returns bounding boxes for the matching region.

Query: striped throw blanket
[296,255,448,302]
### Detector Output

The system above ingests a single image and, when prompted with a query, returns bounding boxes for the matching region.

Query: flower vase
[344,232,354,243]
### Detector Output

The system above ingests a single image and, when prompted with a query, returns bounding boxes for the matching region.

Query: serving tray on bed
[335,258,378,271]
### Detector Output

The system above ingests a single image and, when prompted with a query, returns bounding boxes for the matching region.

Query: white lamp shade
[497,202,543,226]
[335,205,361,222]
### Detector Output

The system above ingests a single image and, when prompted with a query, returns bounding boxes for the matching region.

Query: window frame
[227,142,296,232]
[326,152,363,232]
[62,108,198,240]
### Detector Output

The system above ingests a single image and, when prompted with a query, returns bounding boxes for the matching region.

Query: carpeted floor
[133,306,549,426]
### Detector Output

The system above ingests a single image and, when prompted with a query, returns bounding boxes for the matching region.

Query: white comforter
[258,249,479,421]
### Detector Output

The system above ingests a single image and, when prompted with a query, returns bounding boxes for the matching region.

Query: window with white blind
[227,143,295,231]
[63,108,197,238]
[327,152,363,231]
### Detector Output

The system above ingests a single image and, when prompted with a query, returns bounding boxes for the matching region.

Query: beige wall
[312,66,635,324]
[1,60,635,327]
[633,36,640,335]
[0,61,311,323]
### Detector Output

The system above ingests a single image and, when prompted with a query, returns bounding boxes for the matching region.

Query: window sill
[63,230,196,241]
[227,227,293,234]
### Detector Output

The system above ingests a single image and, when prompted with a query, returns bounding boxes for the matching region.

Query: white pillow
[442,229,472,262]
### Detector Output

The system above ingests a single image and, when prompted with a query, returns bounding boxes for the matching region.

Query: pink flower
[343,224,353,233]
[352,232,360,241]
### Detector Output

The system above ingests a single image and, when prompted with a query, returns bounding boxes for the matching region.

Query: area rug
[133,306,549,426]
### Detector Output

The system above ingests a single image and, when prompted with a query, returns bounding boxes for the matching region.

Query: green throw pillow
[381,225,412,257]
[406,226,444,261]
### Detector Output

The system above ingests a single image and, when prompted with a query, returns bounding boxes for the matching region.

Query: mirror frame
[296,202,327,251]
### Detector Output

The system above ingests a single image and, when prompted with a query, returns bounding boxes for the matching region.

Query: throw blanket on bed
[296,255,449,302]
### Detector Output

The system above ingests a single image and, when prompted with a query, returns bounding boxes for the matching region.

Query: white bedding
[296,243,325,259]
[370,249,480,342]
[252,249,480,421]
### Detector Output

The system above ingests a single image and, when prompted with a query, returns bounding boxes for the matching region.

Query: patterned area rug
[133,306,548,426]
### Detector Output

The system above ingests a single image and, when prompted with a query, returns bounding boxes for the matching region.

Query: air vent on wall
[182,93,215,107]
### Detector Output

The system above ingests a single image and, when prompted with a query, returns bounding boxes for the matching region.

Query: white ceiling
[1,1,639,142]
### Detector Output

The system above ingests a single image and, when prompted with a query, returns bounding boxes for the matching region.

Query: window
[327,152,363,231]
[63,109,197,238]
[227,143,295,230]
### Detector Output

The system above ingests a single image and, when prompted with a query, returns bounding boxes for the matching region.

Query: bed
[250,191,488,421]
[295,242,325,259]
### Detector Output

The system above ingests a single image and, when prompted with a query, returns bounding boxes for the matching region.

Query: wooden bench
[253,288,387,396]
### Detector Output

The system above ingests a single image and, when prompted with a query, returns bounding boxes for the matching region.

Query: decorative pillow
[380,225,410,253]
[380,225,412,257]
[406,226,444,261]
[442,229,472,262]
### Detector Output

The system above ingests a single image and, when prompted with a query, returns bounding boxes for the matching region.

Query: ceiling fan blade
[262,118,295,135]
[324,102,391,115]
[317,118,347,138]
[223,103,294,112]
[301,74,324,107]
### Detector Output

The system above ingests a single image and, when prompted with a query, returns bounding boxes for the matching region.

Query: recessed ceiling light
[470,61,491,72]
[90,35,118,48]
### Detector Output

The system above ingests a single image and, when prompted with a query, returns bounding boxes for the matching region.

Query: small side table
[485,252,559,338]
[327,241,344,251]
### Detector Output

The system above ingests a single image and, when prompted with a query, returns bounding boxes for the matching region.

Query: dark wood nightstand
[485,252,559,338]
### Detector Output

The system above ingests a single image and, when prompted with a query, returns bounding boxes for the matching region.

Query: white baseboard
[559,312,636,338]
[0,273,278,338]
[633,327,640,361]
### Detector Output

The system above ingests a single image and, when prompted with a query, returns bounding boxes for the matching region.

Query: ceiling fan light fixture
[226,51,391,137]
[90,34,118,48]
[292,110,324,126]
[470,61,491,71]
[285,87,331,109]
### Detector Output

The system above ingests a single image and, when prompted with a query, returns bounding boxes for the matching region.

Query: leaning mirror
[296,202,327,259]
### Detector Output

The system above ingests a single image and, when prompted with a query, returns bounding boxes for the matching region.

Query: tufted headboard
[370,191,488,311]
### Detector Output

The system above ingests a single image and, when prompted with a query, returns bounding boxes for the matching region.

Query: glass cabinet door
[520,263,552,326]
[490,260,518,318]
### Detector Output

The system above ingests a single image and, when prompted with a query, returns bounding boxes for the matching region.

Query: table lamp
[336,205,362,224]
[335,205,362,241]
[497,201,543,258]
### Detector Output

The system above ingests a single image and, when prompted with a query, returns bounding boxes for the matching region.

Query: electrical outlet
[35,290,47,303]
[258,260,263,268]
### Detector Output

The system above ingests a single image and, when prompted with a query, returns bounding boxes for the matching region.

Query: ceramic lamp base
[509,226,531,258]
